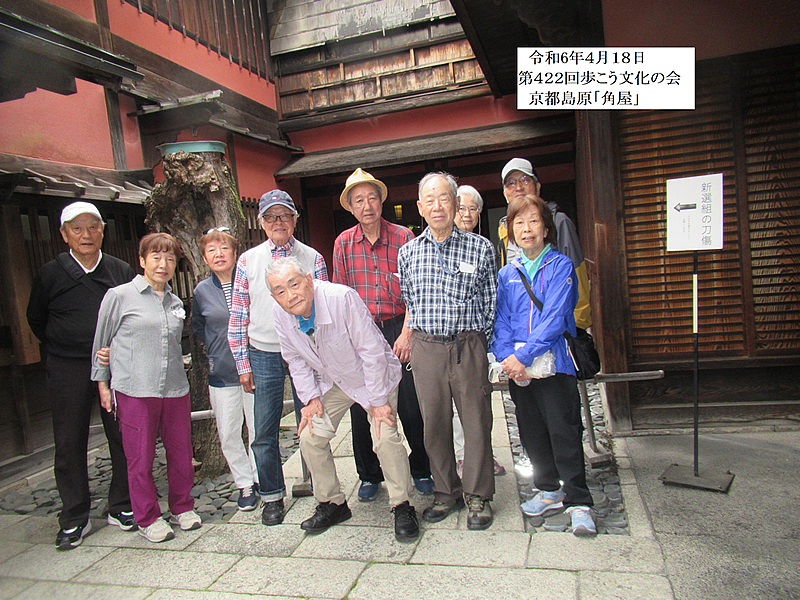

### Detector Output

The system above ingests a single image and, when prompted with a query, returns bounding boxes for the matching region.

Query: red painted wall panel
[0,80,114,168]
[289,95,541,153]
[106,1,277,109]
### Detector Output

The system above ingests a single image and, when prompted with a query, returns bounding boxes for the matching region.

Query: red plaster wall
[106,1,277,109]
[289,95,542,153]
[602,0,800,60]
[231,135,291,200]
[0,80,114,168]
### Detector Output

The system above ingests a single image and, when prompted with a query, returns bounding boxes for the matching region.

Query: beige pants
[299,384,411,506]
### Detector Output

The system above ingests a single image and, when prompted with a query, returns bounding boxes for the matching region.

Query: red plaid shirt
[332,218,413,322]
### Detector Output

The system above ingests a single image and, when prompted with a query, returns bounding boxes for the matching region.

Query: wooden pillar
[0,204,41,454]
[574,110,632,432]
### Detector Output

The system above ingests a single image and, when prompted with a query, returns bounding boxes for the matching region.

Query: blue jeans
[249,347,298,501]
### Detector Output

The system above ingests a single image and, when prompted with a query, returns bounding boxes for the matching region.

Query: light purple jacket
[273,280,401,409]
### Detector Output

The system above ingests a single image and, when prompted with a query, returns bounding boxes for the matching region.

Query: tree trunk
[144,149,245,480]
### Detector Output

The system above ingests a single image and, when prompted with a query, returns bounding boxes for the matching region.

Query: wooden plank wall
[276,24,484,118]
[615,44,800,427]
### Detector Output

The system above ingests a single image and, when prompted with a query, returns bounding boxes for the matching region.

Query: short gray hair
[456,185,483,212]
[418,172,457,202]
[265,256,308,291]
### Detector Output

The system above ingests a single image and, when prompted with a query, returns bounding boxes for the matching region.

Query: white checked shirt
[398,226,497,338]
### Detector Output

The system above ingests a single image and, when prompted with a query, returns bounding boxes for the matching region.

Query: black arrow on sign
[673,203,697,212]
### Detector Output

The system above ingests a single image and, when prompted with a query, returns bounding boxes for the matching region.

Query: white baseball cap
[501,158,539,184]
[60,201,103,226]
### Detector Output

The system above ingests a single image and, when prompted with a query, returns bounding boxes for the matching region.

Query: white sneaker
[138,518,175,543]
[169,510,202,531]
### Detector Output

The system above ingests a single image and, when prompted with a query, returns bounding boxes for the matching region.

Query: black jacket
[27,252,136,358]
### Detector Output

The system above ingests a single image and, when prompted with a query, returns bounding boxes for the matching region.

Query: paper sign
[666,173,724,251]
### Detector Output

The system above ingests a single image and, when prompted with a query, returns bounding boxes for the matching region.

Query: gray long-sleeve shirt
[91,275,190,398]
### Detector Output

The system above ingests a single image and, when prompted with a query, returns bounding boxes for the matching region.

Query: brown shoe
[466,495,493,530]
[421,496,465,523]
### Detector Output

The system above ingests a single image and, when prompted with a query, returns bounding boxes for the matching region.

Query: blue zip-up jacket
[491,247,578,376]
[192,274,239,387]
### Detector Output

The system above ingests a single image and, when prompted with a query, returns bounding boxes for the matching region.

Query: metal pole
[693,250,699,477]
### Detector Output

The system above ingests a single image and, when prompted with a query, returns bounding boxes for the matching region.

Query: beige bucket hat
[339,168,388,211]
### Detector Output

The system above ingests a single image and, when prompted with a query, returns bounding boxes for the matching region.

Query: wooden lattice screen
[617,44,800,366]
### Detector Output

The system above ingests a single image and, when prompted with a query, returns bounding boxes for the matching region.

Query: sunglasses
[204,226,231,234]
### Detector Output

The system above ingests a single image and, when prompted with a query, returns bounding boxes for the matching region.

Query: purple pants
[115,391,195,528]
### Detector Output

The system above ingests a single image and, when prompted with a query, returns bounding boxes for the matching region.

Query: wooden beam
[279,84,492,133]
[0,204,40,365]
[575,109,632,432]
[277,115,575,179]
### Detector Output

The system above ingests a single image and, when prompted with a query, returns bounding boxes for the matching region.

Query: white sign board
[666,173,724,251]
[517,47,695,110]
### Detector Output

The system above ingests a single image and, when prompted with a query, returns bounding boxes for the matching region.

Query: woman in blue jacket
[192,228,259,512]
[491,194,596,536]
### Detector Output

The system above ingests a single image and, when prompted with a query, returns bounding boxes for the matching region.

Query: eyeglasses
[503,175,535,189]
[261,213,296,223]
[458,206,480,214]
[204,226,231,234]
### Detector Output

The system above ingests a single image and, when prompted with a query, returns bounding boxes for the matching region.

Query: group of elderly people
[27,157,595,551]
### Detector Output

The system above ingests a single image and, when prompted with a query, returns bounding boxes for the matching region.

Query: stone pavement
[0,387,795,599]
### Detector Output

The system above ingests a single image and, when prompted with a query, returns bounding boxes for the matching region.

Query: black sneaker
[392,501,419,542]
[261,499,285,526]
[107,511,137,531]
[421,496,465,523]
[56,520,92,550]
[300,501,352,533]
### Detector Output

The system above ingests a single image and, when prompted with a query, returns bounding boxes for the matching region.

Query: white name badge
[459,261,476,274]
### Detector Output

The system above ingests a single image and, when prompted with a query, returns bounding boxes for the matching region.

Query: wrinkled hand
[240,372,255,394]
[96,346,110,366]
[368,403,396,440]
[298,397,324,437]
[502,355,531,383]
[392,328,412,363]
[98,382,113,413]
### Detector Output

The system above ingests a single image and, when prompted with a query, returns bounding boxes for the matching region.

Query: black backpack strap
[514,265,543,312]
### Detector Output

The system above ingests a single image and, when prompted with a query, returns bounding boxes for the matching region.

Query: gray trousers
[410,331,495,502]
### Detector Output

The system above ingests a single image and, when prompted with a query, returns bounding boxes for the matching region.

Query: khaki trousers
[299,384,411,506]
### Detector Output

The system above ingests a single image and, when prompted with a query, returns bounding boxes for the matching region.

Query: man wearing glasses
[228,190,327,527]
[497,158,592,330]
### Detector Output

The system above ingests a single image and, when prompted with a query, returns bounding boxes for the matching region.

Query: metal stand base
[659,463,734,493]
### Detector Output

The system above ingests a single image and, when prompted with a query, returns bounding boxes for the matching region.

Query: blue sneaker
[237,484,259,511]
[358,481,380,501]
[520,487,565,516]
[567,505,597,536]
[413,477,434,495]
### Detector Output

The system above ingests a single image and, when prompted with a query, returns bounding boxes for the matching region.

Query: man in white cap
[331,168,432,502]
[227,190,327,527]
[27,201,136,550]
[498,158,592,330]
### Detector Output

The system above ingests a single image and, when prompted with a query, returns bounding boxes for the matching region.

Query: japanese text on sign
[666,173,724,252]
[517,47,695,110]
